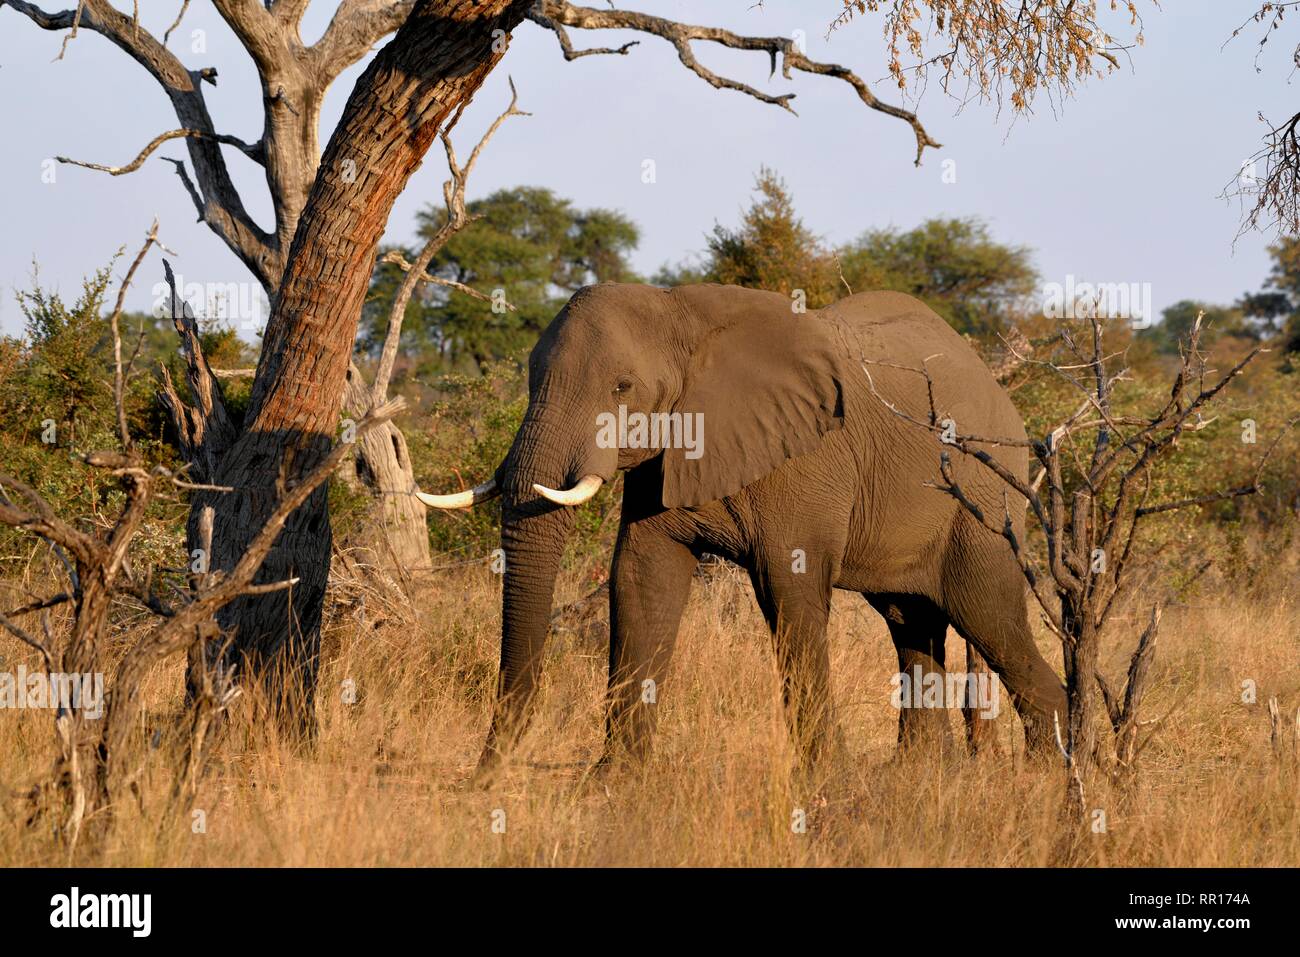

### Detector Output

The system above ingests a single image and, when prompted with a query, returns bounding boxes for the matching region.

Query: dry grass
[1,556,1297,867]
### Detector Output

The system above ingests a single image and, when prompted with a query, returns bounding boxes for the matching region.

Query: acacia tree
[4,0,1147,721]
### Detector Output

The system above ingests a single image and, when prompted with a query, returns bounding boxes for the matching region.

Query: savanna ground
[2,532,1296,867]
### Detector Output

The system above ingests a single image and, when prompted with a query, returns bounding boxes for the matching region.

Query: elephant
[418,283,1068,778]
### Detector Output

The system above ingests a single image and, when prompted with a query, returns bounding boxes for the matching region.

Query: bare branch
[160,157,206,223]
[57,129,263,176]
[0,476,99,566]
[163,0,191,46]
[2,592,71,618]
[56,0,87,59]
[155,260,239,483]
[271,0,313,26]
[529,5,638,59]
[312,0,418,78]
[0,608,43,649]
[531,0,941,164]
[106,220,166,449]
[379,251,516,309]
[209,0,282,77]
[4,0,279,288]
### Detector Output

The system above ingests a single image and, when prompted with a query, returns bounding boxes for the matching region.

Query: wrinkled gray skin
[476,283,1066,778]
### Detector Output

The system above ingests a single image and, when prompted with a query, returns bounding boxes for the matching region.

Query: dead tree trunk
[343,364,431,574]
[1059,593,1099,816]
[188,0,531,725]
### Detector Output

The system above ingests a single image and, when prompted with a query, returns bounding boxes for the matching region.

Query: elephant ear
[662,296,847,509]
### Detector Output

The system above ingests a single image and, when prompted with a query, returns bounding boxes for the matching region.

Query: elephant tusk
[532,474,603,506]
[416,478,500,510]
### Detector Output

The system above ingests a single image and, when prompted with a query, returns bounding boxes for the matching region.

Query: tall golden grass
[1,547,1297,867]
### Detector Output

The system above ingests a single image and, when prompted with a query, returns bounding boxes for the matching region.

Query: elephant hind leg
[941,528,1067,758]
[865,594,956,757]
[961,642,1001,756]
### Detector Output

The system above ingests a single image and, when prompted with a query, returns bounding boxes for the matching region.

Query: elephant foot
[1020,711,1064,763]
[590,740,653,781]
[961,709,1001,757]
[895,708,961,761]
[469,746,507,789]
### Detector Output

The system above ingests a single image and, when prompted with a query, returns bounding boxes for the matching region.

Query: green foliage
[0,265,187,568]
[406,360,619,563]
[408,361,525,556]
[656,169,1037,335]
[361,187,639,376]
[657,167,838,308]
[8,264,117,449]
[327,470,381,556]
[1138,299,1256,354]
[1240,234,1300,353]
[837,217,1038,336]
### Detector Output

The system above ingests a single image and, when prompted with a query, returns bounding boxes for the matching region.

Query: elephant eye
[613,378,634,395]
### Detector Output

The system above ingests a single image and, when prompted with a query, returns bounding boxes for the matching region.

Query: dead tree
[866,313,1288,819]
[1225,3,1300,236]
[4,0,1142,721]
[0,398,402,848]
[1,235,395,846]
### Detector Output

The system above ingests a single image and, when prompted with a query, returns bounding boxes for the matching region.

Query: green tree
[0,267,255,463]
[6,265,116,450]
[1240,235,1300,353]
[656,167,838,308]
[657,171,1037,338]
[362,186,639,373]
[837,217,1038,337]
[0,267,190,555]
[1139,300,1254,354]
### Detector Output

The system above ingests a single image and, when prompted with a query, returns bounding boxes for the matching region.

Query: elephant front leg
[750,560,841,778]
[601,522,698,769]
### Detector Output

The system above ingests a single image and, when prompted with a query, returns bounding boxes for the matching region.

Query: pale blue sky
[0,1,1292,337]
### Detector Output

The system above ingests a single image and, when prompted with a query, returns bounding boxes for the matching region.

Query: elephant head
[417,283,848,774]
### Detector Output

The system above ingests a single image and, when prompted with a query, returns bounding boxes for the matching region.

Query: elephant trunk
[476,501,574,775]
[475,402,589,777]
